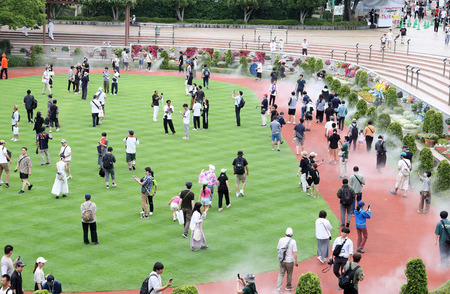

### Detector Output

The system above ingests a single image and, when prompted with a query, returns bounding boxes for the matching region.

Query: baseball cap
[286,227,293,236]
[16,261,26,267]
[36,257,47,264]
[97,87,103,91]
[220,168,227,173]
[61,139,66,143]
[402,145,409,149]
[400,152,407,157]
[310,152,317,157]
[237,151,244,156]
[358,201,365,207]
[244,274,256,283]
[352,118,357,122]
[47,275,55,285]
[301,151,308,157]
[129,130,134,135]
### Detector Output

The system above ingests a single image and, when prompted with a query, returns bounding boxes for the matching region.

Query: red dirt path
[5,68,449,294]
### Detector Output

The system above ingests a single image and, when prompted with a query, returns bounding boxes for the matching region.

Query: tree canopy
[160,0,197,21]
[0,0,46,29]
[226,0,271,23]
[81,0,138,20]
[283,0,326,24]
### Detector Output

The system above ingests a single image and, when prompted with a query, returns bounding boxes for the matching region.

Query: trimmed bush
[366,106,378,123]
[33,291,51,294]
[361,86,370,92]
[400,258,428,294]
[29,45,45,67]
[402,134,417,155]
[295,272,322,294]
[393,106,404,114]
[356,99,368,116]
[348,92,358,108]
[324,75,333,86]
[385,86,398,108]
[171,285,199,294]
[423,109,436,133]
[307,57,316,68]
[273,55,281,71]
[240,56,248,75]
[0,39,12,54]
[355,70,362,85]
[431,111,444,135]
[387,122,403,143]
[331,79,341,92]
[357,70,368,87]
[212,50,220,66]
[339,85,350,98]
[418,147,434,172]
[434,160,450,193]
[300,62,313,75]
[353,112,362,120]
[225,49,232,67]
[315,58,323,72]
[7,55,26,67]
[377,113,391,131]
[160,50,169,69]
[430,280,450,294]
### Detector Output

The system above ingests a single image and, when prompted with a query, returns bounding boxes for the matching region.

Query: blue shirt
[294,123,306,136]
[37,132,52,150]
[261,98,268,111]
[42,281,62,294]
[331,97,341,109]
[296,79,306,90]
[337,104,348,118]
[354,209,371,229]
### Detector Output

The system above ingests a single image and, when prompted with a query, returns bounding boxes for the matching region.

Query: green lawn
[0,74,339,292]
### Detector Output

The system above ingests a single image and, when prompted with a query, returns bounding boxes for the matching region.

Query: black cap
[47,274,55,285]
[237,151,244,156]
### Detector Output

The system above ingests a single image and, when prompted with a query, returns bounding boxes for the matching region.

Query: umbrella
[278,59,287,63]
[249,63,258,76]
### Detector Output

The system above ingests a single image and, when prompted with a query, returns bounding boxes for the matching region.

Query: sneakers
[106,185,110,189]
[390,190,397,195]
[226,204,231,208]
[28,184,33,191]
[18,190,24,194]
[63,194,67,198]
[128,167,132,170]
[240,190,244,197]
[4,183,10,188]
[149,212,153,215]
[307,193,313,197]
[132,165,136,170]
[318,256,325,263]
[141,215,149,218]
[357,248,365,253]
[218,208,223,211]
[182,233,188,238]
[112,183,117,187]
[286,286,295,291]
[236,192,239,197]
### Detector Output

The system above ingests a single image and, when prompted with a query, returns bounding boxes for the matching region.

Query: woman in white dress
[51,156,69,199]
[190,202,207,252]
[390,152,411,198]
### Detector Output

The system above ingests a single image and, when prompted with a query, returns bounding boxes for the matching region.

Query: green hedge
[433,160,450,194]
[295,272,322,294]
[418,147,434,172]
[402,134,417,155]
[377,113,391,131]
[400,258,428,294]
[7,55,27,67]
[171,285,199,294]
[387,122,403,143]
[430,280,450,294]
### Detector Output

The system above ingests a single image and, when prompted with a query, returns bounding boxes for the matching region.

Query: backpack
[271,71,278,80]
[441,220,450,245]
[103,153,114,169]
[32,99,38,109]
[277,238,292,262]
[140,273,158,294]
[239,97,245,108]
[234,157,245,174]
[82,203,95,222]
[350,123,358,138]
[204,68,210,77]
[3,147,11,163]
[341,186,353,206]
[338,262,360,290]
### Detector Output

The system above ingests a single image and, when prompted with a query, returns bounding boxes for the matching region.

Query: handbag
[193,225,202,241]
[57,172,65,181]
[99,110,104,118]
[338,151,344,157]
[99,168,105,178]
[97,145,102,155]
[36,147,39,155]
[177,210,184,225]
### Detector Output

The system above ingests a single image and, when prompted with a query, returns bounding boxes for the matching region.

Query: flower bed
[435,145,450,159]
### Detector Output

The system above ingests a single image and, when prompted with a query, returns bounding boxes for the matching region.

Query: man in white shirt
[48,20,54,40]
[192,99,202,130]
[0,140,12,188]
[301,39,308,56]
[1,245,17,277]
[96,87,106,120]
[324,117,336,137]
[163,100,176,135]
[180,104,190,139]
[121,49,129,71]
[255,62,262,81]
[277,227,298,291]
[42,67,52,95]
[332,227,353,278]
[90,95,102,128]
[232,90,243,127]
[123,130,139,170]
[148,262,172,294]
[60,139,72,179]
[270,40,276,52]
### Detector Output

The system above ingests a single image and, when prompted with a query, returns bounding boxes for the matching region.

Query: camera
[327,258,334,265]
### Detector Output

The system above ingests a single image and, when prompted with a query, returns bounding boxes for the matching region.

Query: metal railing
[406,65,421,88]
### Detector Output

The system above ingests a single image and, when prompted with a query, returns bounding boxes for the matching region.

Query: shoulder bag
[193,224,202,241]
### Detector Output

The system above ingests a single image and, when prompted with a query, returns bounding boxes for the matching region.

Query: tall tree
[0,0,46,29]
[343,0,360,21]
[283,0,325,24]
[226,0,271,24]
[160,0,197,22]
[81,0,138,20]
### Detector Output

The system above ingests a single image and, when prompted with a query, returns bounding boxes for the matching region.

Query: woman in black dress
[202,99,209,129]
[33,111,45,134]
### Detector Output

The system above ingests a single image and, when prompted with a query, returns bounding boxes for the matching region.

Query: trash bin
[155,26,160,36]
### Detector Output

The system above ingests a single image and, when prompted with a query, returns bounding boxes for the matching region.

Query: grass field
[0,73,339,292]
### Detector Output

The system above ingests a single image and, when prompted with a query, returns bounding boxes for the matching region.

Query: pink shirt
[200,188,211,198]
[172,196,181,204]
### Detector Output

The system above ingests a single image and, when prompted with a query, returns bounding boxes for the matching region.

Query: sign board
[334,5,344,15]
[378,7,402,27]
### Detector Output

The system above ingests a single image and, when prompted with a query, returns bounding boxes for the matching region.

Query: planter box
[424,139,435,147]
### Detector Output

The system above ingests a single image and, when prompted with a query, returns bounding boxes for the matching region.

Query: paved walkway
[7,68,450,294]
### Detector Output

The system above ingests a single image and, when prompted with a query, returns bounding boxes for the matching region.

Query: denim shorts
[271,133,281,142]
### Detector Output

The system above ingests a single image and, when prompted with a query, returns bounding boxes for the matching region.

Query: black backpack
[338,262,360,290]
[351,123,358,138]
[234,157,245,174]
[140,273,158,294]
[32,98,38,109]
[341,186,353,207]
[239,97,245,108]
[102,153,113,169]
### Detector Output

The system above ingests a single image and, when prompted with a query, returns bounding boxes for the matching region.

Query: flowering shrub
[435,145,450,159]
[324,59,331,65]
[341,63,350,68]
[374,81,389,93]
[184,47,198,58]
[292,58,302,67]
[336,62,341,68]
[50,46,57,52]
[169,46,175,53]
[254,51,265,63]
[368,75,379,83]
[131,44,141,57]
[288,56,294,61]
[146,45,159,58]
[198,48,214,57]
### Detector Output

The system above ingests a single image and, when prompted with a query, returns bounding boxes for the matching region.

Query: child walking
[168,195,181,221]
[417,171,432,214]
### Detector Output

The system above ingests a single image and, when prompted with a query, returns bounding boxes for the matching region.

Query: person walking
[270,117,282,151]
[123,130,139,170]
[102,147,116,189]
[232,90,243,127]
[48,99,59,133]
[348,119,358,151]
[331,227,353,278]
[217,168,230,211]
[316,94,326,123]
[202,99,209,129]
[257,94,269,127]
[11,261,25,294]
[417,171,432,214]
[339,136,350,179]
[198,181,211,219]
[147,262,172,294]
[293,118,306,155]
[163,100,176,135]
[0,53,8,79]
[390,152,411,198]
[202,64,210,89]
[233,151,249,197]
[435,211,450,267]
[0,140,11,188]
[328,129,341,165]
[190,202,208,251]
[23,90,36,123]
[178,51,184,73]
[33,111,44,134]
[342,252,365,294]
[90,95,101,128]
[14,147,32,194]
[98,132,108,168]
[297,151,311,194]
[374,135,386,173]
[81,193,98,245]
[276,227,298,291]
[59,139,72,179]
[348,166,366,210]
[354,201,371,254]
[316,210,332,263]
[179,181,195,238]
[337,179,356,228]
[336,101,348,131]
[286,92,298,124]
[180,104,190,140]
[133,167,153,218]
[81,72,91,100]
[36,127,52,166]
[364,121,375,152]
[33,257,47,290]
[269,81,278,106]
[42,66,52,95]
[111,69,119,95]
[151,91,161,122]
[51,156,69,199]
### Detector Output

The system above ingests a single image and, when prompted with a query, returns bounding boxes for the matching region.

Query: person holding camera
[14,147,32,194]
[257,94,268,127]
[331,227,353,279]
[147,262,172,294]
[133,167,153,219]
[152,90,161,122]
[163,100,176,135]
[354,201,371,254]
[59,139,71,179]
[237,273,257,294]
